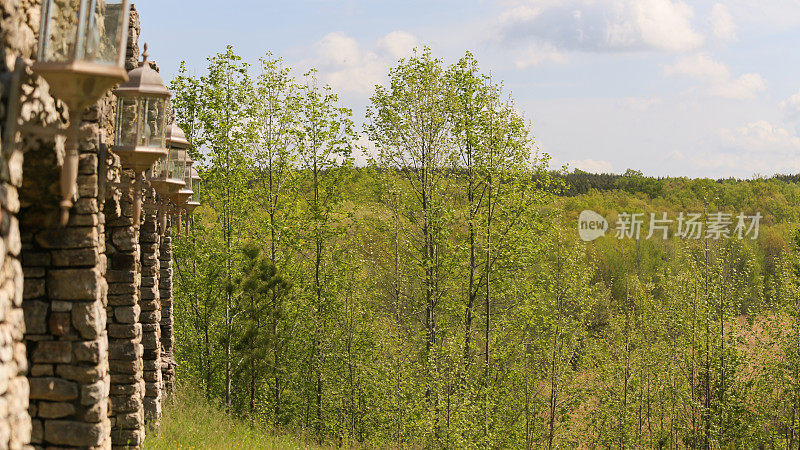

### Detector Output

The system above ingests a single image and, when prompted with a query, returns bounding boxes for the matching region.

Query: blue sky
[136,1,800,178]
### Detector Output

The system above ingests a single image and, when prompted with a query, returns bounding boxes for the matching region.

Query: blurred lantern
[148,125,186,234]
[169,150,193,235]
[34,0,131,225]
[111,44,170,226]
[183,167,201,232]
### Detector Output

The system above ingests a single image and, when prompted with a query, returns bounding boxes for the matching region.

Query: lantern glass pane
[39,0,128,65]
[150,150,171,179]
[115,97,139,147]
[39,0,80,63]
[169,150,185,180]
[87,0,126,65]
[141,97,166,148]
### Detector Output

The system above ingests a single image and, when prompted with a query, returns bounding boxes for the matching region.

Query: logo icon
[578,210,608,242]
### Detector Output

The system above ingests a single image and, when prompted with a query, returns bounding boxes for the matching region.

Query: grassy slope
[143,388,324,450]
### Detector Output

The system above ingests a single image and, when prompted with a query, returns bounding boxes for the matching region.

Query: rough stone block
[28,378,78,401]
[72,300,106,339]
[109,340,142,361]
[81,379,109,406]
[32,341,71,364]
[44,419,107,446]
[38,401,75,419]
[47,312,71,336]
[51,247,100,267]
[22,301,47,334]
[109,357,142,375]
[49,267,104,302]
[22,278,45,300]
[113,305,139,324]
[34,227,98,249]
[107,324,140,339]
[81,397,108,422]
[56,363,105,383]
[73,337,107,364]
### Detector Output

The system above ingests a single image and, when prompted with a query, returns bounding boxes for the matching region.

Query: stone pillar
[0,125,31,449]
[159,224,175,397]
[103,6,145,449]
[20,112,112,449]
[105,171,144,448]
[0,185,30,450]
[0,0,40,447]
[139,192,161,425]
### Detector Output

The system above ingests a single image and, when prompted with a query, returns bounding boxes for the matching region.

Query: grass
[142,387,324,450]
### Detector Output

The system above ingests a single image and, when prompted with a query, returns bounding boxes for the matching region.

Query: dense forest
[168,47,800,448]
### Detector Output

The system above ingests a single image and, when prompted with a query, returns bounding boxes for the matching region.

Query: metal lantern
[34,0,131,225]
[150,125,187,196]
[149,126,186,234]
[184,167,201,212]
[182,167,201,234]
[112,44,170,226]
[170,150,193,207]
[170,151,194,235]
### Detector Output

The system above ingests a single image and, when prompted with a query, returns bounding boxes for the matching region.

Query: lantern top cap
[166,123,190,149]
[114,43,171,98]
[191,167,201,181]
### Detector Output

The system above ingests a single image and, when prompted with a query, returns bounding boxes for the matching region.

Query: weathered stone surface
[28,378,78,401]
[116,411,143,430]
[108,293,137,306]
[51,247,100,267]
[29,364,53,377]
[73,337,107,364]
[56,363,105,383]
[32,341,71,364]
[113,305,140,324]
[81,379,109,406]
[44,419,107,446]
[111,228,137,252]
[21,251,50,267]
[72,300,106,339]
[107,324,141,341]
[22,301,47,334]
[34,227,99,249]
[110,427,144,447]
[109,341,142,361]
[38,401,76,419]
[81,397,108,422]
[48,268,103,301]
[22,278,45,299]
[48,312,71,336]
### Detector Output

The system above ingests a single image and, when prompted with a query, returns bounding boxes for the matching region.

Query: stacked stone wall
[0,0,41,446]
[139,191,161,426]
[158,225,174,397]
[1,2,175,448]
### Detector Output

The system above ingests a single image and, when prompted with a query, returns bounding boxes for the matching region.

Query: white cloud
[496,0,704,53]
[781,90,800,114]
[710,73,766,100]
[514,42,568,68]
[568,158,614,174]
[377,31,419,60]
[313,31,419,94]
[664,53,729,81]
[317,32,361,66]
[720,120,800,153]
[664,53,766,99]
[710,3,736,41]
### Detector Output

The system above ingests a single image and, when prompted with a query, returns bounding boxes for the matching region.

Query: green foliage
[168,45,800,448]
